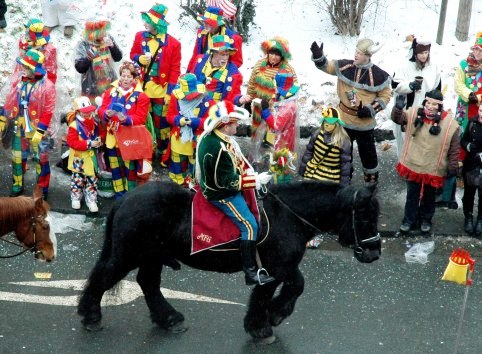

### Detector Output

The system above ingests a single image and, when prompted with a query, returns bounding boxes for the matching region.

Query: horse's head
[337,184,380,263]
[18,187,57,262]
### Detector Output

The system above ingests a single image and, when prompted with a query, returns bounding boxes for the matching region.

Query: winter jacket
[461,116,482,173]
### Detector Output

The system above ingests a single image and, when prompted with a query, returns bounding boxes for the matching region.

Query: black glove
[310,41,324,60]
[408,80,421,91]
[261,99,270,111]
[395,95,406,110]
[469,92,479,104]
[447,169,457,178]
[357,102,372,118]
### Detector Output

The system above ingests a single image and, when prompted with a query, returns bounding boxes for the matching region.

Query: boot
[464,213,474,235]
[364,171,379,185]
[240,240,275,286]
[475,218,482,238]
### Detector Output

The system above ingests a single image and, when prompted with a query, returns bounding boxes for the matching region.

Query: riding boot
[240,240,275,286]
[464,213,474,235]
[475,217,482,238]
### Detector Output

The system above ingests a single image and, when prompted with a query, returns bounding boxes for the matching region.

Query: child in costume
[66,97,101,212]
[299,107,352,187]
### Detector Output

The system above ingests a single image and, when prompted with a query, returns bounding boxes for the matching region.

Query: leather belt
[339,102,358,116]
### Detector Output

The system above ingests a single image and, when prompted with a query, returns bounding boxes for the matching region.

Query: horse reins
[0,216,39,258]
[351,190,381,256]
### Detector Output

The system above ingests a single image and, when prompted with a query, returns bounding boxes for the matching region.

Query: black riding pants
[345,128,378,173]
[462,175,482,217]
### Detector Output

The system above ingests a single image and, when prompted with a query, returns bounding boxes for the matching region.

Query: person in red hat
[130,3,181,167]
[454,32,482,134]
[166,73,215,186]
[66,96,101,213]
[187,6,243,72]
[14,18,58,84]
[1,49,56,200]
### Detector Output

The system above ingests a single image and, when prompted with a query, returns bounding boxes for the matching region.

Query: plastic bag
[405,241,435,264]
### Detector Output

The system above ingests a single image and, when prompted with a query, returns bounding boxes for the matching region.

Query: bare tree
[321,0,369,36]
[455,0,473,42]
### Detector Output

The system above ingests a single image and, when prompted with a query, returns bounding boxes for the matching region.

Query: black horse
[78,180,380,343]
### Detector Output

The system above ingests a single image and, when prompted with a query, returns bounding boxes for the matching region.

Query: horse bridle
[351,190,381,260]
[0,216,41,259]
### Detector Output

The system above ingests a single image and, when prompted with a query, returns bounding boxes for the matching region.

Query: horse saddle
[191,186,262,254]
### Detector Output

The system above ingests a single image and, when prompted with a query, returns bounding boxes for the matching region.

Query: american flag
[206,0,237,19]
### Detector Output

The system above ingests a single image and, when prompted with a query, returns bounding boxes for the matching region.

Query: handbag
[114,125,153,161]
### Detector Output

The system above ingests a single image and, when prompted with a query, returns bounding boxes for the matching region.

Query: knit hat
[424,89,444,105]
[74,96,96,113]
[261,37,291,61]
[16,49,46,76]
[209,35,237,53]
[83,20,111,42]
[141,3,169,34]
[472,32,482,50]
[24,18,50,47]
[320,107,346,126]
[197,6,225,27]
[274,71,300,100]
[204,100,248,133]
[172,73,206,101]
[356,38,382,56]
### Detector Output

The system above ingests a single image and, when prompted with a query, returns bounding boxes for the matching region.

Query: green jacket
[197,130,256,200]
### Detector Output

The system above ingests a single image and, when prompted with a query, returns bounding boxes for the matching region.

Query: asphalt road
[1,218,482,353]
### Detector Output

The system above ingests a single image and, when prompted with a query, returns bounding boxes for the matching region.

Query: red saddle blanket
[191,186,260,254]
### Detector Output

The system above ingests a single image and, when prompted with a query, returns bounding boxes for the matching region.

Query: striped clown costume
[3,49,56,198]
[166,73,215,185]
[188,34,242,104]
[130,3,181,165]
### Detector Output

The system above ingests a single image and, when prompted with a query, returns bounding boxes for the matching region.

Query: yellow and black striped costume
[299,129,352,186]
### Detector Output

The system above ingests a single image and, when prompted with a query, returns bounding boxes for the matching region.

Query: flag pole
[453,261,474,354]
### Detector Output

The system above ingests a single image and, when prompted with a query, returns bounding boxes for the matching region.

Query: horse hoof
[254,335,276,345]
[82,321,103,332]
[167,322,189,334]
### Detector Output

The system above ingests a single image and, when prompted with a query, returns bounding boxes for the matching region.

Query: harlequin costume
[66,97,100,212]
[454,32,482,135]
[3,49,56,199]
[15,18,58,84]
[299,107,352,187]
[74,20,123,101]
[187,6,243,72]
[312,37,391,183]
[196,100,275,286]
[188,34,242,104]
[166,73,215,185]
[130,3,181,164]
[98,74,151,199]
[392,90,459,233]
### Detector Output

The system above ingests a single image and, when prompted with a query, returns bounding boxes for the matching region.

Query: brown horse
[0,185,56,262]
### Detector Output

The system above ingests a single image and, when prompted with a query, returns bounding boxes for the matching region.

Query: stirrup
[256,268,271,285]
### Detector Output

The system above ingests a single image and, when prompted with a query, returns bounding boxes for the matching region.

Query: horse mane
[0,196,37,226]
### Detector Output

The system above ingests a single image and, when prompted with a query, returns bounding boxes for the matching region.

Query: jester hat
[17,49,46,76]
[274,71,300,100]
[209,34,237,53]
[172,73,206,101]
[24,18,50,47]
[197,6,225,28]
[141,3,169,34]
[261,36,292,61]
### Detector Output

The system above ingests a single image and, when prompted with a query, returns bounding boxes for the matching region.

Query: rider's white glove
[255,172,272,190]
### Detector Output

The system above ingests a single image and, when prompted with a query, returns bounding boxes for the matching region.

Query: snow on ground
[0,0,481,131]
